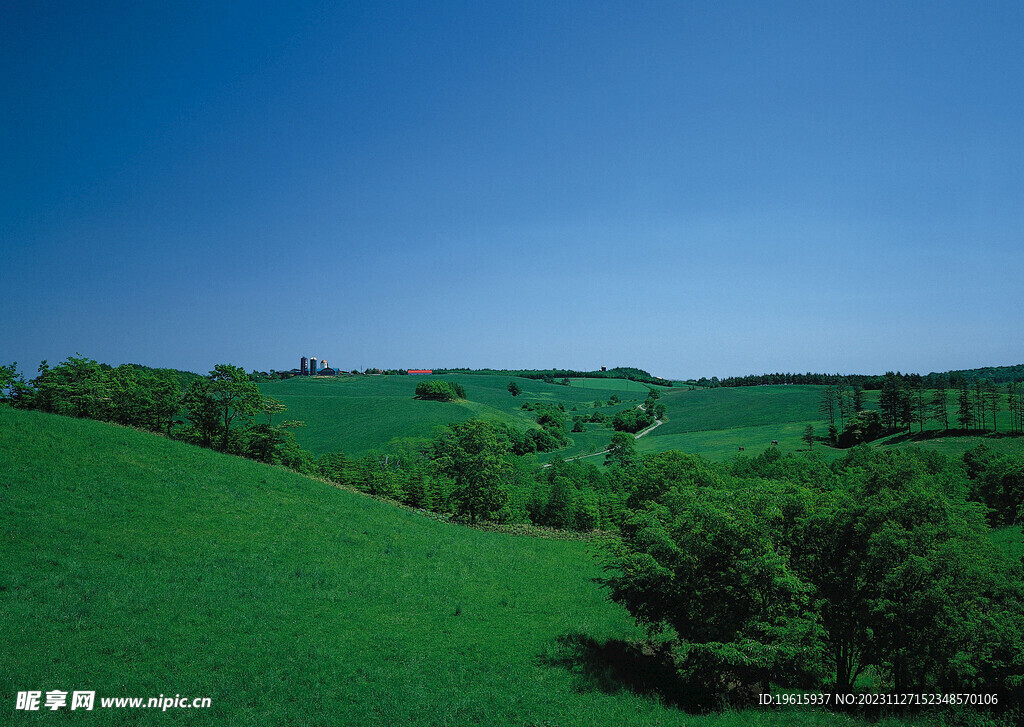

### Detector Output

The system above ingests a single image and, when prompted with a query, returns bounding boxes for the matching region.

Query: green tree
[798,450,1024,693]
[599,483,827,700]
[182,379,221,448]
[545,476,576,529]
[431,419,511,522]
[0,362,20,402]
[507,381,522,397]
[878,372,912,431]
[802,424,815,450]
[818,386,837,428]
[983,380,1001,433]
[930,383,949,431]
[957,384,976,431]
[605,431,637,469]
[32,356,112,420]
[209,364,262,452]
[183,364,262,452]
[851,384,864,414]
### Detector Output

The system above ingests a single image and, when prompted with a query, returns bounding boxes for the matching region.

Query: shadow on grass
[541,633,750,713]
[880,429,1024,446]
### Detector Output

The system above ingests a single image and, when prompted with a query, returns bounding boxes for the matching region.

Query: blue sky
[2,1,1022,379]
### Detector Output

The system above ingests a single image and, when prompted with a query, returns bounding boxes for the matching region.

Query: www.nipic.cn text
[15,691,212,711]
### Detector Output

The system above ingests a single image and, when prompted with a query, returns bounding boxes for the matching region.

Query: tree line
[820,373,1024,447]
[714,363,1024,390]
[2,357,314,470]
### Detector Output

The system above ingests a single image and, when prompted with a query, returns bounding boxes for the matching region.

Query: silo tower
[310,357,318,375]
[300,357,308,376]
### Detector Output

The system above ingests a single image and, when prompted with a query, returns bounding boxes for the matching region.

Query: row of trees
[818,374,1024,447]
[2,358,189,434]
[3,357,309,470]
[313,418,633,530]
[877,374,1024,435]
[719,365,1024,391]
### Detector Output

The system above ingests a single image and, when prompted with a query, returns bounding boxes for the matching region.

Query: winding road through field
[542,403,662,467]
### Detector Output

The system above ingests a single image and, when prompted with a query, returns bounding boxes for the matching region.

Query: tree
[851,384,864,414]
[183,364,262,452]
[957,384,976,431]
[0,362,19,402]
[796,450,1024,693]
[545,476,576,529]
[599,482,827,702]
[431,419,511,522]
[507,381,522,397]
[601,448,1024,705]
[802,424,815,450]
[983,380,1001,433]
[930,383,949,431]
[818,387,837,428]
[878,372,911,431]
[31,356,112,420]
[209,364,262,452]
[182,379,221,448]
[910,380,929,434]
[605,431,637,469]
[837,410,884,447]
[612,407,654,434]
[261,396,287,426]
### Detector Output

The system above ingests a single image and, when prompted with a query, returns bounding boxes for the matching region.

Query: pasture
[259,374,1024,464]
[2,406,879,726]
[259,373,645,457]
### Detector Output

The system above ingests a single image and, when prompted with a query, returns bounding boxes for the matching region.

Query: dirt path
[542,403,662,467]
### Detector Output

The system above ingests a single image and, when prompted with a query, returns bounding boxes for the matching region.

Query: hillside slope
[2,407,872,726]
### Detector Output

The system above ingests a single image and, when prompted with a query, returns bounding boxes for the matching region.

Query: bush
[414,380,466,401]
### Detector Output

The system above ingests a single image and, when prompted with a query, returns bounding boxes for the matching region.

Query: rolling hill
[257,372,1024,465]
[5,405,873,726]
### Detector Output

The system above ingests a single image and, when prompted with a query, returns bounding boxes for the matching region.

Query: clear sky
[2,1,1022,379]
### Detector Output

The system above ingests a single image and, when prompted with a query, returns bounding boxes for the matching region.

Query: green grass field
[259,374,1024,467]
[565,377,659,393]
[259,374,645,457]
[3,406,890,726]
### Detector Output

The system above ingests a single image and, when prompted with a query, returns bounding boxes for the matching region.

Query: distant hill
[714,363,1024,389]
[433,366,671,386]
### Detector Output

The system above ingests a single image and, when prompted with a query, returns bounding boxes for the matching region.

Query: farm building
[408,369,433,375]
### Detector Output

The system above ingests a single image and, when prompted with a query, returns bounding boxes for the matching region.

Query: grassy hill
[259,373,646,457]
[258,374,1024,466]
[6,406,882,726]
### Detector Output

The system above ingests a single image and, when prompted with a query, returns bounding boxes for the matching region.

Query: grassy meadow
[259,373,1024,465]
[259,373,646,457]
[0,405,892,726]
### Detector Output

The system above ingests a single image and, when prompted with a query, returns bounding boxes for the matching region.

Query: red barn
[408,370,433,375]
